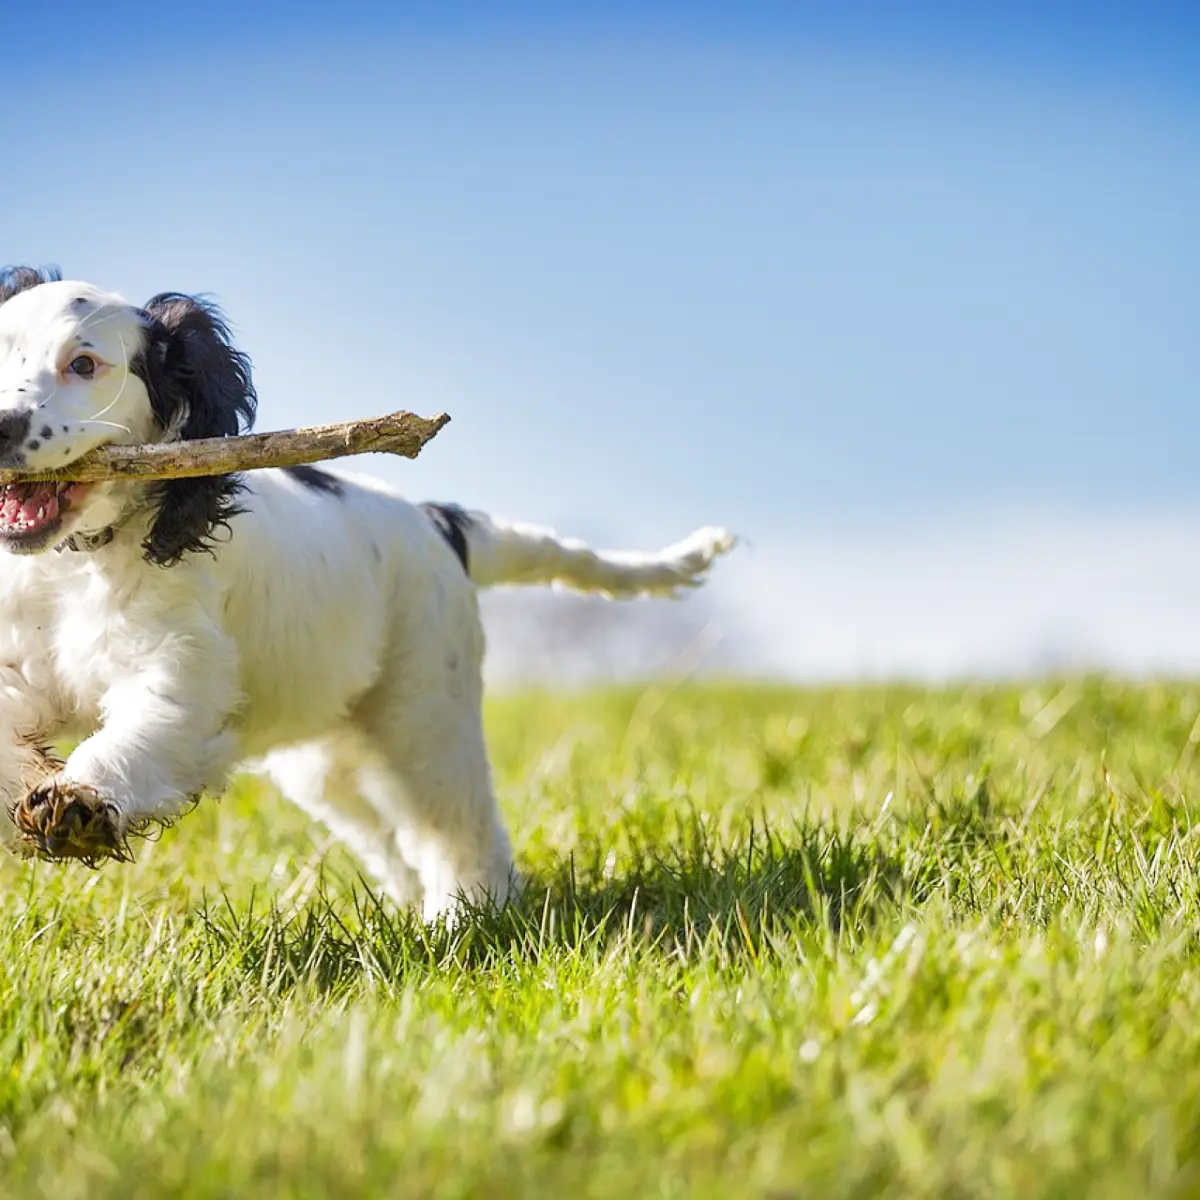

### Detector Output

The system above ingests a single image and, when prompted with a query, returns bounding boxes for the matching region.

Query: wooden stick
[0,410,450,485]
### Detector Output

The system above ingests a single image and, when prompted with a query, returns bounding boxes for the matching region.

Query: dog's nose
[0,411,30,459]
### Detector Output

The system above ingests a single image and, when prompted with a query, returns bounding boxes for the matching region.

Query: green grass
[3,681,1200,1197]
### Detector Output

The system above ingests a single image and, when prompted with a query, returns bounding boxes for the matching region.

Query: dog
[0,267,733,920]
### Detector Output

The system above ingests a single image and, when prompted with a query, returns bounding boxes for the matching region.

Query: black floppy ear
[0,265,61,304]
[134,293,257,566]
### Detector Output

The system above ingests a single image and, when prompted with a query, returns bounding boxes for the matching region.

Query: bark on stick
[0,410,450,484]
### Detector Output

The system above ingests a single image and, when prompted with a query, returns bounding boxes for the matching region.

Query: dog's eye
[67,355,97,378]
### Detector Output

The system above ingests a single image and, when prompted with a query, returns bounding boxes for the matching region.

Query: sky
[3,3,1198,682]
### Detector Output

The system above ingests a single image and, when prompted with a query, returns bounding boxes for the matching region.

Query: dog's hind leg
[357,715,517,924]
[257,732,423,907]
[347,657,516,924]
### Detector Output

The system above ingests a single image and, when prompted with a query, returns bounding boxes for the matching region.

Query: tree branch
[0,410,450,484]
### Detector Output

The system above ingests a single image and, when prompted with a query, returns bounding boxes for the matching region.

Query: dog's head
[0,267,256,564]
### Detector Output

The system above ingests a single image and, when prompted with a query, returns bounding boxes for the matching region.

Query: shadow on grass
[198,820,915,998]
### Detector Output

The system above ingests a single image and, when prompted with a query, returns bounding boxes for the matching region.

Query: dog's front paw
[9,778,129,865]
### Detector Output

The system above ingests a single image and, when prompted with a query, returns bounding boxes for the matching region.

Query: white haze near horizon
[480,510,1200,687]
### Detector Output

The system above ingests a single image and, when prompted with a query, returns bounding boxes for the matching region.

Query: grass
[2,680,1200,1197]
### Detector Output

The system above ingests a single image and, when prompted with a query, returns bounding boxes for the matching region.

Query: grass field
[2,681,1200,1197]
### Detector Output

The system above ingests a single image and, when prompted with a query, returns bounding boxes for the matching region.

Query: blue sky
[4,4,1199,677]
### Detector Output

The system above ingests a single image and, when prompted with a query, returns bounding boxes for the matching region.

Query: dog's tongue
[0,483,60,533]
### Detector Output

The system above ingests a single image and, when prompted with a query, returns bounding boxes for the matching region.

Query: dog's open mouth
[0,481,92,545]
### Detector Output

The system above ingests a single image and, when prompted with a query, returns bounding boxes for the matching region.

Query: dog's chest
[2,557,139,727]
[48,594,124,720]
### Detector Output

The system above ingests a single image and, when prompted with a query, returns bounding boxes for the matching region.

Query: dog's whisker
[75,419,133,435]
[84,329,132,426]
[35,383,60,414]
[69,306,129,338]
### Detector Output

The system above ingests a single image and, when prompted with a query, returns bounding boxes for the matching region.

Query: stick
[0,410,450,485]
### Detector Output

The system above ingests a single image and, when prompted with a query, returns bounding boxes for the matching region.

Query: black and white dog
[0,268,732,919]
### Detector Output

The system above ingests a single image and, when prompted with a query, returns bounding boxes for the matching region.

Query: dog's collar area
[58,527,115,553]
[57,495,138,554]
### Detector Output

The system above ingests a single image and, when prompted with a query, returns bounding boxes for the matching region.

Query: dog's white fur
[0,277,732,919]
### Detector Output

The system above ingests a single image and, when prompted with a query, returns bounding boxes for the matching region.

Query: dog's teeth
[36,507,45,520]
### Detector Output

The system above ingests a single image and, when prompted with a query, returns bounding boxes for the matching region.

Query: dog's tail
[422,504,734,598]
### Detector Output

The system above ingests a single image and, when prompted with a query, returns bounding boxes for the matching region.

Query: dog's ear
[134,293,258,567]
[0,265,61,304]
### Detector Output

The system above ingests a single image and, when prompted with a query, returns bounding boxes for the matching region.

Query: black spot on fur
[284,465,343,496]
[40,426,52,440]
[0,265,61,305]
[132,293,257,567]
[27,440,39,451]
[420,502,471,574]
